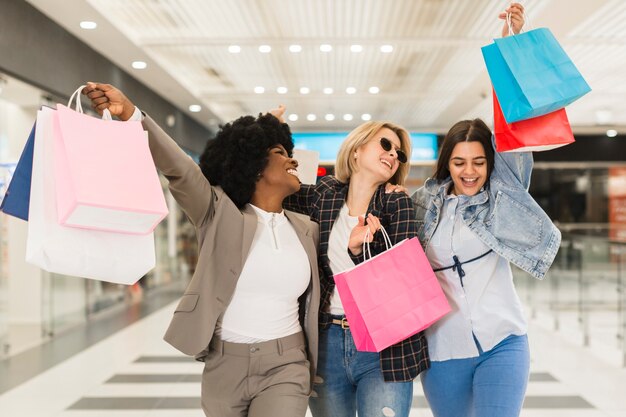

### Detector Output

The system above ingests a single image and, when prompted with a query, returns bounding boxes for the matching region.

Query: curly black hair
[199,113,294,208]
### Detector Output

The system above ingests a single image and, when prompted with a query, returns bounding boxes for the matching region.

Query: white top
[327,204,361,315]
[425,192,527,361]
[216,204,311,343]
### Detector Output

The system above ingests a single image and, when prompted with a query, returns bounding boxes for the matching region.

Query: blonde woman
[282,119,428,417]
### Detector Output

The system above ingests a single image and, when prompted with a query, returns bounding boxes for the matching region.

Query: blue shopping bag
[0,123,36,220]
[482,27,591,123]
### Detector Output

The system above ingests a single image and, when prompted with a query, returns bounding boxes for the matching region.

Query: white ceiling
[25,0,626,134]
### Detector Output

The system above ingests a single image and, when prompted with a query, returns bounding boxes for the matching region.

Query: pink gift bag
[334,228,451,352]
[52,86,168,235]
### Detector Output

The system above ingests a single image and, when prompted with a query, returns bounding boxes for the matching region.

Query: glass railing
[514,224,626,367]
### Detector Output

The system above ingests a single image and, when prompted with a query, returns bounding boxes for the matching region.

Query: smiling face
[448,141,488,196]
[355,127,404,183]
[256,144,300,197]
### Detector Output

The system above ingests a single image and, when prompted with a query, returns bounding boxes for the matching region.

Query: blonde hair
[335,121,412,185]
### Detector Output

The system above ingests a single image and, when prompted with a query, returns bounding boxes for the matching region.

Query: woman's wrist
[119,100,136,121]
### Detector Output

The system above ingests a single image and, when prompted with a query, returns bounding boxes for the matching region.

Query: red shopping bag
[493,90,575,152]
[333,230,450,352]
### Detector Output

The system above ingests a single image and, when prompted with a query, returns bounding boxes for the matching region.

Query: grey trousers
[201,332,311,417]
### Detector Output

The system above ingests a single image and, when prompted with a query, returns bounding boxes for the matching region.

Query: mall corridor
[1,281,626,417]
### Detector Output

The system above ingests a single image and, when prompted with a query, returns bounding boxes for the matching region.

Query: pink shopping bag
[27,107,156,284]
[334,231,450,352]
[52,86,168,235]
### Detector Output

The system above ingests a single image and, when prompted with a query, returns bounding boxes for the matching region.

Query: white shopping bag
[26,107,156,284]
[293,149,320,185]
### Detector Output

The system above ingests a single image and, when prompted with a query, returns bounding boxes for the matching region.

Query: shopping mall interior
[1,1,626,416]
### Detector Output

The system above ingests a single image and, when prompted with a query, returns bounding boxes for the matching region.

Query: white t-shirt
[327,204,361,315]
[216,204,310,343]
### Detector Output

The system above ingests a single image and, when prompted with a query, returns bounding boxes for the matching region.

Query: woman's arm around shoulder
[283,175,343,217]
[384,191,418,245]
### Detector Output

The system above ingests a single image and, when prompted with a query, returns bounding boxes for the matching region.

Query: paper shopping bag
[0,123,36,220]
[292,149,320,185]
[334,236,450,352]
[52,86,167,235]
[493,90,575,152]
[482,28,591,123]
[26,107,156,284]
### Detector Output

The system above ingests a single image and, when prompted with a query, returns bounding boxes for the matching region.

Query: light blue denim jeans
[309,318,413,417]
[420,334,530,417]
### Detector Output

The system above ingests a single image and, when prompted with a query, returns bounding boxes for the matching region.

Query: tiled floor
[1,299,625,417]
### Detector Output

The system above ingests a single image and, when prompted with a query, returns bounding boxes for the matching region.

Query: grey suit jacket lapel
[241,205,258,267]
[285,211,317,273]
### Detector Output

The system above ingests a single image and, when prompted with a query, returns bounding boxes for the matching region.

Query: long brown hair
[434,118,494,181]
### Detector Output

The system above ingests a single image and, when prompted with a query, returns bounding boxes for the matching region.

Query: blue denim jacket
[411,139,561,280]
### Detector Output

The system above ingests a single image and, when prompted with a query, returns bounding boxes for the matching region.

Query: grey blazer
[142,115,320,386]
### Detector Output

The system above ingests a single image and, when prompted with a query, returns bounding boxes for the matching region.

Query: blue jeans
[309,320,413,417]
[420,334,530,417]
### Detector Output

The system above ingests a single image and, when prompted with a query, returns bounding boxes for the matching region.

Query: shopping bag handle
[505,11,532,36]
[362,224,392,260]
[68,85,113,121]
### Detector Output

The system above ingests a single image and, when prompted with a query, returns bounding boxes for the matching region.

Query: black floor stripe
[67,395,596,410]
[134,356,195,363]
[107,374,201,383]
[106,372,557,384]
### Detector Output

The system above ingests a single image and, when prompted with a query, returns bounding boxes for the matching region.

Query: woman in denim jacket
[410,114,560,416]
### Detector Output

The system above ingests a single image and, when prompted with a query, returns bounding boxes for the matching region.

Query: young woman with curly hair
[83,83,320,417]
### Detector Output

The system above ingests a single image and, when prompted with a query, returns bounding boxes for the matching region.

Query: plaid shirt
[284,176,430,382]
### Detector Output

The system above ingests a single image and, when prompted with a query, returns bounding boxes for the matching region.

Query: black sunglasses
[379,137,407,164]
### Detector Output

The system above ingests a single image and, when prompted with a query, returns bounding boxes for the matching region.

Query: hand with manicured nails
[82,83,136,121]
[499,2,525,37]
[348,213,382,255]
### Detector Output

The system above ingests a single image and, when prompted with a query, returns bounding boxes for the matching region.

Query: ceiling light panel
[84,0,618,129]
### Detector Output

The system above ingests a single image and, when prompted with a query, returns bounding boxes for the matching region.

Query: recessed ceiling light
[228,45,241,53]
[325,114,335,121]
[607,129,618,137]
[320,44,333,52]
[277,87,288,94]
[80,21,97,30]
[288,114,298,122]
[132,61,147,69]
[189,105,202,112]
[343,114,353,121]
[300,87,310,95]
[346,87,357,94]
[369,86,380,94]
[361,113,372,121]
[380,45,394,53]
[350,45,363,53]
[323,87,334,95]
[307,114,317,121]
[254,86,265,94]
[259,45,272,53]
[289,44,302,53]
